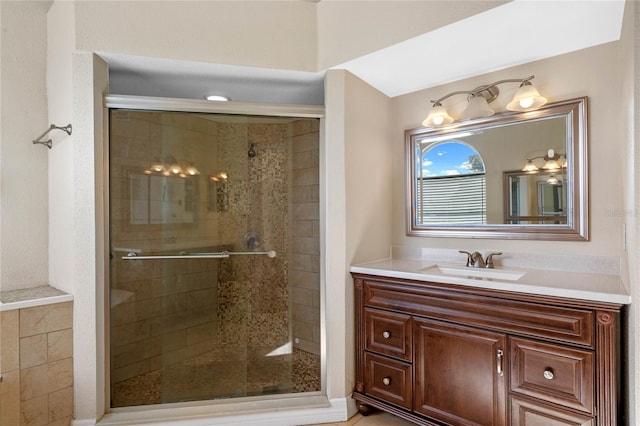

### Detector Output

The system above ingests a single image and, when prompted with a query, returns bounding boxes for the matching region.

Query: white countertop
[350,258,631,305]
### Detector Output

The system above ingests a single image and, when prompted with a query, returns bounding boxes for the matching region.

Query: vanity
[350,258,630,426]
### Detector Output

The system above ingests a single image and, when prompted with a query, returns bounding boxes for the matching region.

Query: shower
[108,109,321,407]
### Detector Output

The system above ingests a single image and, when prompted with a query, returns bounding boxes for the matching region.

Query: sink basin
[420,264,525,281]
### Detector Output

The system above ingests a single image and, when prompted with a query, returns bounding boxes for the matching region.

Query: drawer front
[364,352,412,410]
[364,308,412,361]
[511,396,594,426]
[362,278,594,348]
[510,337,594,414]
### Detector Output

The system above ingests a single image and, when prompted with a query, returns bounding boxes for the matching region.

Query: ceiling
[104,0,626,105]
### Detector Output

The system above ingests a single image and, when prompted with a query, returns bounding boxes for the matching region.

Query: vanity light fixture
[522,149,565,172]
[422,75,547,128]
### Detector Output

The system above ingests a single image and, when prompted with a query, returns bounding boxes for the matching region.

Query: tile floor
[310,411,415,426]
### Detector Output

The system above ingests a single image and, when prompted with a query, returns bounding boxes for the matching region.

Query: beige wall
[0,1,51,291]
[74,1,317,72]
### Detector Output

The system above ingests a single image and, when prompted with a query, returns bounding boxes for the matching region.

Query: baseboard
[73,395,355,426]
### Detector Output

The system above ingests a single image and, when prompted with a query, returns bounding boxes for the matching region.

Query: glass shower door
[109,109,321,407]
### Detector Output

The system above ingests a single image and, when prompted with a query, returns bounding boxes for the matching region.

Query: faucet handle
[484,252,503,269]
[459,250,473,267]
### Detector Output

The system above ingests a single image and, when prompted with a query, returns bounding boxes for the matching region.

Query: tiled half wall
[0,301,74,426]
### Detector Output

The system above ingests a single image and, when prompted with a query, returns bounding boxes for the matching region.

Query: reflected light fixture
[423,75,547,128]
[210,171,229,183]
[205,94,231,102]
[546,175,561,185]
[145,156,200,178]
[522,149,564,172]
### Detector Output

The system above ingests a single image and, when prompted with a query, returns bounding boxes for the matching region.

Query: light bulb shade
[522,160,539,172]
[543,159,561,170]
[460,96,495,120]
[507,83,547,111]
[422,104,454,127]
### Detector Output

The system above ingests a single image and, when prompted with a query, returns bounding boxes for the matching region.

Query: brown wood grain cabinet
[352,273,623,426]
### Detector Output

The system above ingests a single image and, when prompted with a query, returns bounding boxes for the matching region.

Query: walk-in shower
[108,107,321,408]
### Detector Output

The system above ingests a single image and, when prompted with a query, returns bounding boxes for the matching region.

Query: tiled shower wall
[290,120,320,355]
[0,302,74,425]
[110,111,320,396]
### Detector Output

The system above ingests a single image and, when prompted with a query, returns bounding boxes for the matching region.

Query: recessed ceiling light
[204,94,230,102]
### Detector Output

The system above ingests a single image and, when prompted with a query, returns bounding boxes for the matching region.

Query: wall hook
[32,124,72,149]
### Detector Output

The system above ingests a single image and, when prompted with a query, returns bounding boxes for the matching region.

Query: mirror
[405,97,588,240]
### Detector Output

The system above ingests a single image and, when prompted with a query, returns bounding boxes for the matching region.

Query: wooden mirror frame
[405,97,588,240]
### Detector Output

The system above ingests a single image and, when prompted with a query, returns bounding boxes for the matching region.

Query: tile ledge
[0,285,72,312]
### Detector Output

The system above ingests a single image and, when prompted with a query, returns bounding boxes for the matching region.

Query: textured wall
[0,1,51,291]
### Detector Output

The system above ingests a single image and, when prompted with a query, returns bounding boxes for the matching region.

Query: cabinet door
[414,318,507,426]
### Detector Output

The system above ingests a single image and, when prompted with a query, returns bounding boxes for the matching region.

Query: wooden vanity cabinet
[352,273,623,426]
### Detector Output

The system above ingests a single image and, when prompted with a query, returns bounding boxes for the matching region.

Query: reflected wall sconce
[145,156,200,178]
[422,75,547,128]
[522,149,566,172]
[210,171,229,183]
[546,175,561,185]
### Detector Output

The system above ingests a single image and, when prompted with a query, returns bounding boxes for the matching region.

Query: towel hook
[32,124,72,149]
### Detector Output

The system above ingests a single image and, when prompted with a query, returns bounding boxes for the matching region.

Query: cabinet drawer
[364,308,412,361]
[510,337,594,414]
[364,352,412,410]
[511,396,594,426]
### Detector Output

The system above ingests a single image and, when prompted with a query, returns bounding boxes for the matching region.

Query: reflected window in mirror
[416,141,486,224]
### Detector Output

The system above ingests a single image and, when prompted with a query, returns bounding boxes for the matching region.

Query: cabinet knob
[382,377,391,386]
[382,331,391,339]
[543,369,555,380]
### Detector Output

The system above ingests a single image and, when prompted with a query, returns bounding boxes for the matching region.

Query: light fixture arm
[470,75,535,97]
[431,90,476,105]
[431,75,535,105]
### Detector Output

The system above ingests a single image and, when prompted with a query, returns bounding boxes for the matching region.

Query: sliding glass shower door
[108,109,321,407]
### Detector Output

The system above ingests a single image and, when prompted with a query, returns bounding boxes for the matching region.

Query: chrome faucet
[459,250,502,269]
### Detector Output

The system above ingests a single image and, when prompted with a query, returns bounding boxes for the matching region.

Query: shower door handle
[121,253,229,260]
[121,250,276,260]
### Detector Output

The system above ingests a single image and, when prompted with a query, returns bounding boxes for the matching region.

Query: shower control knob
[382,331,391,339]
